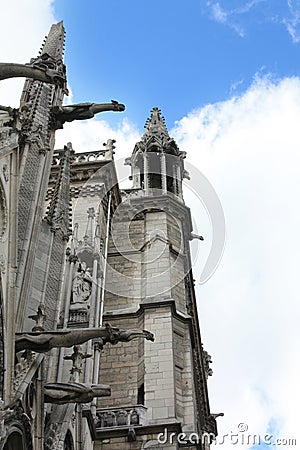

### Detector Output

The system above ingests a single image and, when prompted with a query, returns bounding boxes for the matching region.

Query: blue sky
[52,0,300,128]
[1,1,300,449]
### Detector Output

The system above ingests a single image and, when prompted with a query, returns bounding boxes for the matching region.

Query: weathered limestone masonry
[16,22,67,333]
[0,22,219,450]
[93,108,218,449]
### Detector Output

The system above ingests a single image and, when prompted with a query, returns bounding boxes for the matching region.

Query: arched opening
[137,383,145,405]
[148,149,162,190]
[64,430,74,450]
[4,431,24,450]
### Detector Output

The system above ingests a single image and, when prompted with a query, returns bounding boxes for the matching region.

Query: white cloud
[206,0,264,37]
[283,0,300,43]
[206,0,300,43]
[211,2,228,24]
[54,116,140,185]
[0,0,56,106]
[172,76,300,447]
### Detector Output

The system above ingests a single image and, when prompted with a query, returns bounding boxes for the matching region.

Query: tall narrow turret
[16,22,67,330]
[126,107,187,200]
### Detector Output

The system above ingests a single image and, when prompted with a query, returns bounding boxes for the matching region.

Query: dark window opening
[148,152,162,190]
[137,383,145,405]
[4,432,24,450]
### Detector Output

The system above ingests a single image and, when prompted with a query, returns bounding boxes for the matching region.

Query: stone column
[161,153,167,194]
[176,164,183,200]
[144,153,149,195]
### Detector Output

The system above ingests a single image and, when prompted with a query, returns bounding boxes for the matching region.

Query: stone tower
[93,107,217,448]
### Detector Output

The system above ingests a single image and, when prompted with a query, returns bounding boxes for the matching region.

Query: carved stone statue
[102,323,155,346]
[28,304,46,332]
[103,138,116,160]
[52,101,125,128]
[70,264,92,311]
[44,382,111,404]
[15,323,155,353]
[0,62,65,87]
[64,345,91,382]
[203,350,213,378]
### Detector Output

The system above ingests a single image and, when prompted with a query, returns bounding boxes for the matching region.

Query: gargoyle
[103,323,155,345]
[15,324,154,353]
[51,101,125,128]
[0,62,65,87]
[44,382,110,404]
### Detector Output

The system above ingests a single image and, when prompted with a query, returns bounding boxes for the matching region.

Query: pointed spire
[45,142,73,240]
[39,21,65,61]
[128,108,185,199]
[143,107,169,141]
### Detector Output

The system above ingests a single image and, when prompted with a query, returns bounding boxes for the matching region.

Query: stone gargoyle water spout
[51,101,125,128]
[15,323,154,353]
[44,382,111,404]
[0,61,65,87]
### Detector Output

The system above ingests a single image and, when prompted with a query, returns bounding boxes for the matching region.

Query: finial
[103,138,116,160]
[64,345,92,382]
[28,303,46,332]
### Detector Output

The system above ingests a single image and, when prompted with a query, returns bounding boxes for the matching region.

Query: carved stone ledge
[68,310,89,323]
[95,405,147,429]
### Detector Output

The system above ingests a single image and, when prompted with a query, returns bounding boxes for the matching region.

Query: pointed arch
[64,430,74,450]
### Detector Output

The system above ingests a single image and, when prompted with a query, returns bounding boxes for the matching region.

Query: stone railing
[68,310,89,324]
[95,405,147,429]
[52,149,111,166]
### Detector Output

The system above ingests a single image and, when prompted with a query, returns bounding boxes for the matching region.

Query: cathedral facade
[0,22,218,450]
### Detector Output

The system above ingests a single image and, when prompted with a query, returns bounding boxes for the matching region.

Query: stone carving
[64,345,92,381]
[2,165,9,182]
[13,351,36,393]
[203,350,213,378]
[0,256,5,274]
[0,62,65,86]
[44,381,110,404]
[0,399,13,440]
[96,406,144,429]
[52,101,125,128]
[102,324,155,346]
[0,105,18,141]
[28,304,46,332]
[70,264,92,311]
[103,138,116,160]
[45,422,61,450]
[15,323,155,353]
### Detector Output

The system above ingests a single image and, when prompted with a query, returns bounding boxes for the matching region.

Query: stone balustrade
[95,405,147,429]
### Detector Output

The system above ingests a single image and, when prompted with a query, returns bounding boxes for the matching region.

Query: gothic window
[64,431,74,450]
[4,431,25,450]
[166,153,176,195]
[148,150,162,190]
[137,383,145,405]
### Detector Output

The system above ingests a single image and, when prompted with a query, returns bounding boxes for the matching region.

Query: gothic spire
[38,21,66,61]
[126,107,186,198]
[45,142,73,240]
[143,107,169,140]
